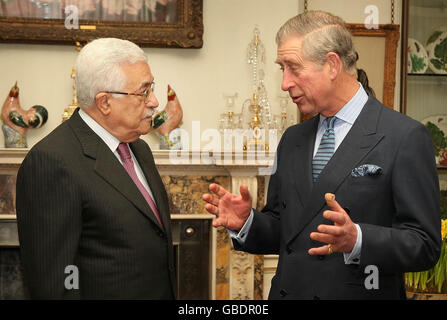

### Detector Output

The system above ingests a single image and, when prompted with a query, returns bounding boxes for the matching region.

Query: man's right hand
[202,183,252,231]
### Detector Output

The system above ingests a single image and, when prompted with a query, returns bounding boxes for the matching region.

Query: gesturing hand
[202,183,253,230]
[308,193,358,255]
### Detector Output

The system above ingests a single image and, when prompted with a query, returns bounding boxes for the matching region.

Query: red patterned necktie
[116,143,163,229]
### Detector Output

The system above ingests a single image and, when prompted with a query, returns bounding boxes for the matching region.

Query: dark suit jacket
[16,109,176,299]
[234,96,441,299]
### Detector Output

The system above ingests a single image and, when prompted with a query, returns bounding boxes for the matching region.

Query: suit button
[318,255,325,260]
[280,289,288,297]
[286,247,293,255]
[282,201,286,208]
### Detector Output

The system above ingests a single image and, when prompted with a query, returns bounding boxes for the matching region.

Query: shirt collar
[319,83,368,127]
[78,108,121,153]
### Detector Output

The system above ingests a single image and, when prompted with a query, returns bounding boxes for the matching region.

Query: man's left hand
[308,194,357,255]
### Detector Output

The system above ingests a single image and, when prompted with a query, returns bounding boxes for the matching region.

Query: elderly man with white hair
[16,38,176,299]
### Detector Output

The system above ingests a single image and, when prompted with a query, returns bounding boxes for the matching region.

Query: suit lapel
[292,116,319,208]
[94,143,163,227]
[287,97,385,244]
[280,117,318,242]
[68,109,165,231]
[130,140,171,233]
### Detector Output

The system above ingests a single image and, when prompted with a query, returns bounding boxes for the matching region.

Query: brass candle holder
[62,67,78,122]
[244,93,269,151]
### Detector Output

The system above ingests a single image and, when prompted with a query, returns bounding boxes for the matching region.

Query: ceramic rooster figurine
[1,82,48,148]
[153,85,183,149]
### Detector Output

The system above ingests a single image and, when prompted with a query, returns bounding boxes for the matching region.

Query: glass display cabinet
[401,0,447,175]
[401,3,447,297]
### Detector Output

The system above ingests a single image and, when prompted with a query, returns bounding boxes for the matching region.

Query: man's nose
[281,70,294,92]
[146,92,159,108]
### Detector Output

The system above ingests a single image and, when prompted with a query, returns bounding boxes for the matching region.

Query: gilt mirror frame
[0,0,203,48]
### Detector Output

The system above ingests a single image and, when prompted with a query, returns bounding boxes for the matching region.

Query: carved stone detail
[230,250,254,300]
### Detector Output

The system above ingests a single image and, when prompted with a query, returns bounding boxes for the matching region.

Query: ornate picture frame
[0,0,203,48]
[348,23,400,109]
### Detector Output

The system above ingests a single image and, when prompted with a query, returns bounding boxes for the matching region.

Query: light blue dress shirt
[230,83,369,264]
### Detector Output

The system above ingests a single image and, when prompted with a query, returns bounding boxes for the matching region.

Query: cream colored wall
[0,0,401,150]
[308,0,398,23]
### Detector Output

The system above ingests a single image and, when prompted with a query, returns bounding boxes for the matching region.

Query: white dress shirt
[78,109,156,201]
[231,83,369,264]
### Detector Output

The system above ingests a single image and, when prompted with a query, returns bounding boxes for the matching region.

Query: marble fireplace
[0,149,278,300]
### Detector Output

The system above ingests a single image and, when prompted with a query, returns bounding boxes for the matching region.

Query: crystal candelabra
[219,93,239,132]
[218,27,296,151]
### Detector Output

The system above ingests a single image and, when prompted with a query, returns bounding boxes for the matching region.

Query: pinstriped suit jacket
[16,108,176,299]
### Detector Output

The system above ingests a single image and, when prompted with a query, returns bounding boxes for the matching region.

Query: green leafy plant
[427,31,443,46]
[426,121,447,156]
[441,190,447,220]
[431,37,447,72]
[410,55,427,72]
[405,220,447,294]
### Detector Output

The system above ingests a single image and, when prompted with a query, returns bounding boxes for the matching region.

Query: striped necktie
[312,116,337,182]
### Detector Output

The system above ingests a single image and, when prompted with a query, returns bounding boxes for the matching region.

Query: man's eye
[290,66,301,73]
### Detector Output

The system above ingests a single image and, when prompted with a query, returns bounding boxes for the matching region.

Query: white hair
[75,38,148,108]
[276,11,357,75]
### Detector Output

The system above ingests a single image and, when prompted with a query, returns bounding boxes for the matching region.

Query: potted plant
[405,219,447,297]
[426,121,447,165]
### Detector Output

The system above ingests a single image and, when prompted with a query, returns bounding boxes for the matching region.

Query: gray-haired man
[17,38,176,299]
[203,11,441,299]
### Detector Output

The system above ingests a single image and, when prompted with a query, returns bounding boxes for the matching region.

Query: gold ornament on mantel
[219,27,294,153]
[245,93,269,151]
[62,67,78,122]
[243,26,269,151]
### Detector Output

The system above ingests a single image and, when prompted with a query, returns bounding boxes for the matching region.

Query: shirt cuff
[343,224,362,264]
[227,209,254,244]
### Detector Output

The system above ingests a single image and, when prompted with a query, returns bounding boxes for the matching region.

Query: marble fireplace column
[229,176,257,300]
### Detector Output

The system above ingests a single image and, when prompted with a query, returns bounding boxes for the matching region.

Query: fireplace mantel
[0,148,275,174]
[0,148,28,165]
[0,148,273,224]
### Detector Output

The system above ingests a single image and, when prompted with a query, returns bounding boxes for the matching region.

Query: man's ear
[326,52,342,80]
[95,92,111,116]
